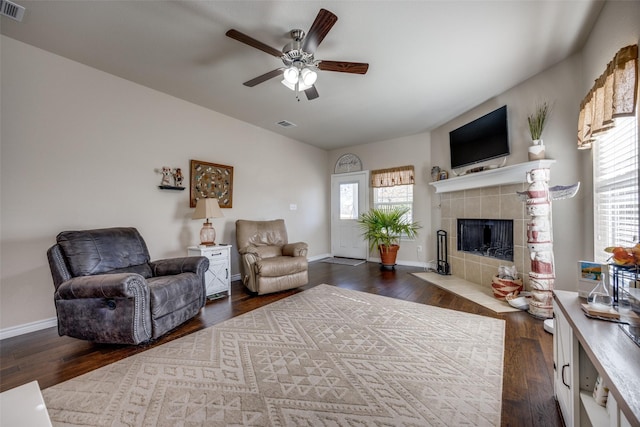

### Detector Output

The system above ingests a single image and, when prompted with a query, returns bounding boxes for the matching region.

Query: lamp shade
[281,79,296,91]
[300,68,317,86]
[283,66,299,84]
[192,198,224,220]
[297,79,312,91]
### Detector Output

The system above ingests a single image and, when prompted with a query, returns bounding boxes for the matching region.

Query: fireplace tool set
[436,230,450,275]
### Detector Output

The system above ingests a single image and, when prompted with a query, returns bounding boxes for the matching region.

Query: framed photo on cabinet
[577,260,603,298]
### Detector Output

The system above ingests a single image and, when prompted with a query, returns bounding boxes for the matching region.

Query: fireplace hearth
[457,219,514,261]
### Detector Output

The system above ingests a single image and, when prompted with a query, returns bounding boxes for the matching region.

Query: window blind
[593,114,639,262]
[370,166,414,188]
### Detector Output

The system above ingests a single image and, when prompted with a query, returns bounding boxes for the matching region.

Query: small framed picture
[577,261,603,297]
[439,170,448,180]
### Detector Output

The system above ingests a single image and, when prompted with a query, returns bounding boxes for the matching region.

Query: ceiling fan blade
[301,9,338,53]
[305,86,319,100]
[226,29,282,58]
[318,60,369,74]
[243,68,284,87]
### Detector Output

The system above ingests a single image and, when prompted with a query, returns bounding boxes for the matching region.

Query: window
[373,185,414,221]
[339,182,359,220]
[370,166,415,230]
[578,44,638,262]
[593,113,639,262]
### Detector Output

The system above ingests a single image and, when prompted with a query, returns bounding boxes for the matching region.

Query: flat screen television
[449,105,509,170]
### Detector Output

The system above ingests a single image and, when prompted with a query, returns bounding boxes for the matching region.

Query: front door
[331,171,369,259]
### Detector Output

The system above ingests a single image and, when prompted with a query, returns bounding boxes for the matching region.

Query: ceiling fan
[226,8,369,101]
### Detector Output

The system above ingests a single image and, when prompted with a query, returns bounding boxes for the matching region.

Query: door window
[339,182,359,220]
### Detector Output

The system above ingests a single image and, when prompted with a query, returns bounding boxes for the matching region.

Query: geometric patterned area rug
[42,284,505,426]
[412,271,521,314]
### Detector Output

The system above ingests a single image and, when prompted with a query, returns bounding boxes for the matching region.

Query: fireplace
[437,180,529,287]
[457,219,514,262]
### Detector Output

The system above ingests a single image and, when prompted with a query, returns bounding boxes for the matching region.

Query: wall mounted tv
[449,105,509,170]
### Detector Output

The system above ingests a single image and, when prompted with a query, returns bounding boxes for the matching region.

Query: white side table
[188,245,232,299]
[0,381,52,426]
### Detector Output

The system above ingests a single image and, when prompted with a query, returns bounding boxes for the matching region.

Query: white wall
[330,133,433,266]
[0,36,330,332]
[581,1,640,95]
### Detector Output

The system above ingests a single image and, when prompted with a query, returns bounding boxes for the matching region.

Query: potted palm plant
[357,206,421,268]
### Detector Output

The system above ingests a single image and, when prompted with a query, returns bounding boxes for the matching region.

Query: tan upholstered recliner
[236,219,308,294]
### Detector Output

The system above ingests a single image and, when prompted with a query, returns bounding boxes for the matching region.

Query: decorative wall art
[189,160,234,208]
[334,153,363,173]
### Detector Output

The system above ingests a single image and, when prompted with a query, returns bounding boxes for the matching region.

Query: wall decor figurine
[173,168,184,188]
[157,166,185,190]
[161,166,172,186]
[431,166,441,182]
[190,160,234,208]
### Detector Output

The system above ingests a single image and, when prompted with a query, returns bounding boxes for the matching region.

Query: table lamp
[192,198,224,246]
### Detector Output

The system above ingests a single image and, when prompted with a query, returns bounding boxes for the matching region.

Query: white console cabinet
[553,291,639,427]
[554,300,579,425]
[0,381,52,426]
[188,245,232,299]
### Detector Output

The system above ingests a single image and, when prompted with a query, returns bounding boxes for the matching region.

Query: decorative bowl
[491,275,523,300]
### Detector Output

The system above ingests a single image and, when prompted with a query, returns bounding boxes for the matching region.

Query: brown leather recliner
[235,219,308,294]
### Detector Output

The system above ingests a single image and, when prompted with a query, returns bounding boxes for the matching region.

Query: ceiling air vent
[0,0,25,22]
[276,120,297,128]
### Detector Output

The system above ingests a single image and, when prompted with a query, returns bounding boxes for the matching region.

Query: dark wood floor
[0,261,563,426]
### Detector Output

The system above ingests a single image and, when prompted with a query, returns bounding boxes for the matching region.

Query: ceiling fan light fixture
[227,9,369,101]
[300,68,317,86]
[281,79,296,91]
[283,66,299,84]
[282,67,316,92]
[297,80,312,91]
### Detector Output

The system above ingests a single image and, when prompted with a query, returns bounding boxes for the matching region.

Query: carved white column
[525,169,555,318]
[520,169,580,319]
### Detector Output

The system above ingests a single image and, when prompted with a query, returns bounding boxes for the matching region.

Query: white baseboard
[0,317,57,341]
[309,253,332,262]
[367,256,428,269]
[397,260,429,269]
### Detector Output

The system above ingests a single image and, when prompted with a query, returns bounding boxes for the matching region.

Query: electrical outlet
[416,245,423,252]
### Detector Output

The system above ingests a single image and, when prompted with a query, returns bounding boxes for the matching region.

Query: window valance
[577,44,638,149]
[371,165,415,188]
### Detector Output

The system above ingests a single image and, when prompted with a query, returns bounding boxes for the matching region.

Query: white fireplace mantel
[429,159,556,193]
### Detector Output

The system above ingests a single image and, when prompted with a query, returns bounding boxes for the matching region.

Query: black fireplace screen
[457,219,514,261]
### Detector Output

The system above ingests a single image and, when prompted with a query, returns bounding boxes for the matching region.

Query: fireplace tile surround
[438,183,530,289]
